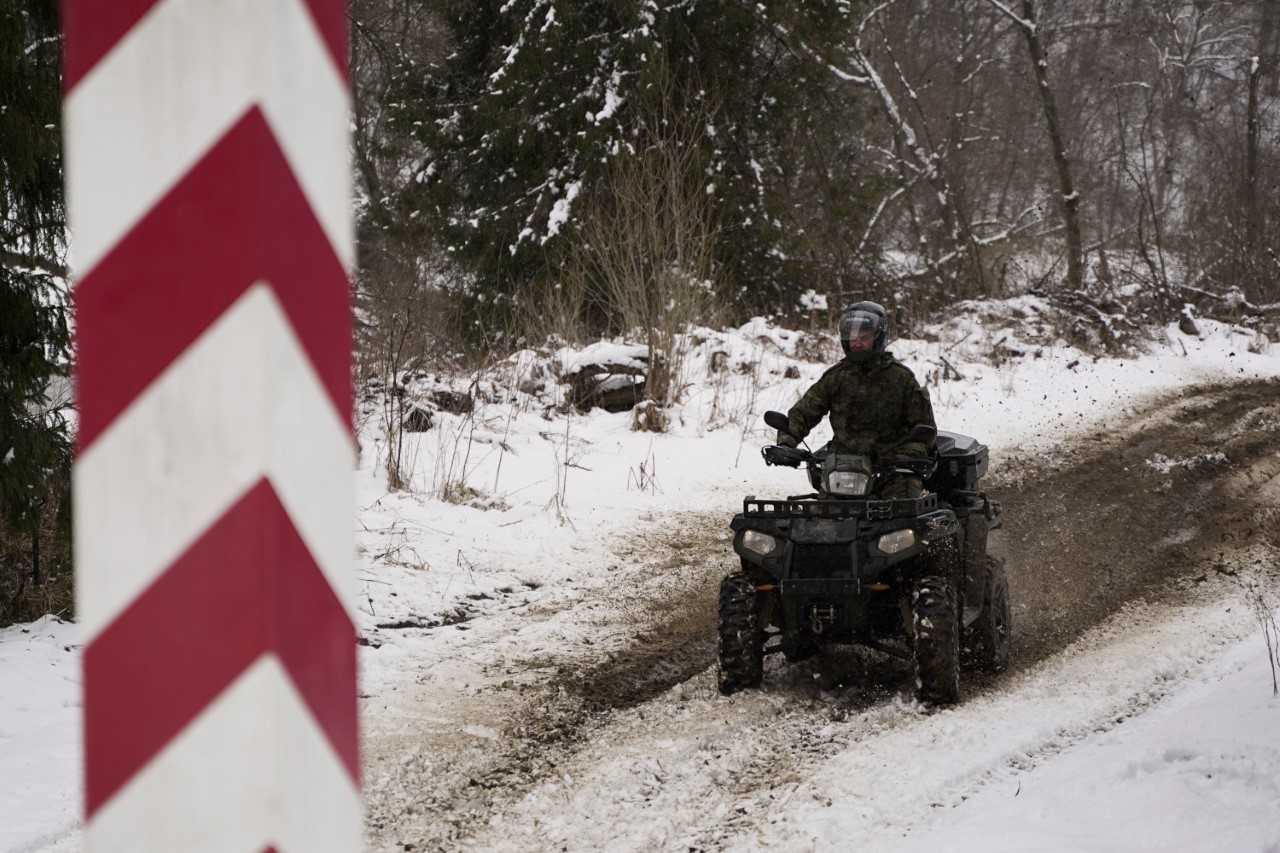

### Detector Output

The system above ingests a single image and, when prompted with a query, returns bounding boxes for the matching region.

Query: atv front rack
[742,494,937,520]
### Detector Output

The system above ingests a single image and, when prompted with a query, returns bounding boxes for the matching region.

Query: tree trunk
[1246,58,1262,254]
[1019,0,1084,292]
[1245,2,1278,258]
[30,513,41,586]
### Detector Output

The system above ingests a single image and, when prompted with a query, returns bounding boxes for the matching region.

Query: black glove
[777,431,798,448]
[892,455,934,477]
[763,445,804,467]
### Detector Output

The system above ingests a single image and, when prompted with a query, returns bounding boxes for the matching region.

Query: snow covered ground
[0,617,80,853]
[886,620,1280,853]
[450,576,1278,853]
[3,305,1279,851]
[734,590,1280,853]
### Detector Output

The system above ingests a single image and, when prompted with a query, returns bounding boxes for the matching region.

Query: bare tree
[1245,0,1280,253]
[565,77,722,413]
[984,0,1085,291]
[344,0,1280,341]
[357,240,463,490]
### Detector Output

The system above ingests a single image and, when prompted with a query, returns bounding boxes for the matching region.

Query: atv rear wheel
[718,574,765,695]
[966,556,1011,672]
[912,574,960,705]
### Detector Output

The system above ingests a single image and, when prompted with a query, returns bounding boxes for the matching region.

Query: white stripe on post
[64,0,353,276]
[76,286,358,643]
[88,657,362,852]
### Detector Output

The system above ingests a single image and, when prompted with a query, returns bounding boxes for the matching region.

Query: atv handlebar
[762,445,935,478]
[889,456,935,478]
[762,445,810,468]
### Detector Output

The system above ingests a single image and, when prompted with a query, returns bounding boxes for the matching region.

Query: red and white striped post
[63,1,360,849]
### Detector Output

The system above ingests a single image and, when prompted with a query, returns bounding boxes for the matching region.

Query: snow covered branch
[1177,283,1280,317]
[855,178,918,256]
[889,208,1046,282]
[981,0,1034,33]
[0,248,67,281]
[765,18,870,87]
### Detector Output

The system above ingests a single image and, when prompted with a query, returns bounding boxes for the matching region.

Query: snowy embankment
[2,300,1279,852]
[731,595,1280,852]
[885,618,1280,853]
[0,617,79,853]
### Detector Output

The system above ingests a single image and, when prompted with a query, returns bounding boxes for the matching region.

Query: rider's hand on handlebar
[762,444,805,468]
[777,431,798,449]
[892,455,934,476]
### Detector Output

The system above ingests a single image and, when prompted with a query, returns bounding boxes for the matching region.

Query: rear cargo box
[928,430,989,493]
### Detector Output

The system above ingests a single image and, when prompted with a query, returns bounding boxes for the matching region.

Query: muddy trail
[554,379,1280,707]
[544,538,721,716]
[366,379,1280,852]
[996,379,1280,665]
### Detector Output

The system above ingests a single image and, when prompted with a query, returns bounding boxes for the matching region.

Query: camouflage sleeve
[785,370,834,443]
[897,373,936,459]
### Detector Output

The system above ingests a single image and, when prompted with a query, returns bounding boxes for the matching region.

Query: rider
[777,302,936,498]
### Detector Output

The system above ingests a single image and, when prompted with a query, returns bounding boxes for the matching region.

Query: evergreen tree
[0,0,72,624]
[1,0,62,275]
[390,0,880,329]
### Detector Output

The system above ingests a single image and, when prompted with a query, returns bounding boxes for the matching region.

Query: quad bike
[718,411,1009,704]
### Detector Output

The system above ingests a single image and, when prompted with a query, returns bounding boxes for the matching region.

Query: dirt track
[998,379,1280,664]
[540,379,1280,708]
[364,379,1280,852]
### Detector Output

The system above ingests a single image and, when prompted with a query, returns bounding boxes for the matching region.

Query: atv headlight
[742,530,779,556]
[877,529,916,555]
[827,471,871,496]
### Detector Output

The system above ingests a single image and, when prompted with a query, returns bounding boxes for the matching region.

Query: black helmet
[839,302,889,361]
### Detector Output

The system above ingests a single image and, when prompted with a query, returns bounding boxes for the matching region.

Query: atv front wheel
[718,574,764,695]
[912,574,960,705]
[967,556,1011,672]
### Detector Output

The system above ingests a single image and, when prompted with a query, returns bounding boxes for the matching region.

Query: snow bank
[735,597,1280,852]
[885,612,1280,853]
[0,617,81,852]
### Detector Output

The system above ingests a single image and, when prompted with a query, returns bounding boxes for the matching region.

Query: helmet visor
[839,310,881,346]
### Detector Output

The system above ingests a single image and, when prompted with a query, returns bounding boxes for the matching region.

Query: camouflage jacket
[784,352,936,460]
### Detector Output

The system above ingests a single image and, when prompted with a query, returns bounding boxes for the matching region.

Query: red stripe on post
[61,0,161,91]
[74,107,352,451]
[83,480,359,816]
[297,0,350,83]
[62,0,349,92]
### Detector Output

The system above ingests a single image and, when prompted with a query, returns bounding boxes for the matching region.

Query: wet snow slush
[363,380,1280,852]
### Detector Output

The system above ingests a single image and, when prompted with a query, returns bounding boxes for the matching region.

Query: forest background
[2,0,1279,625]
